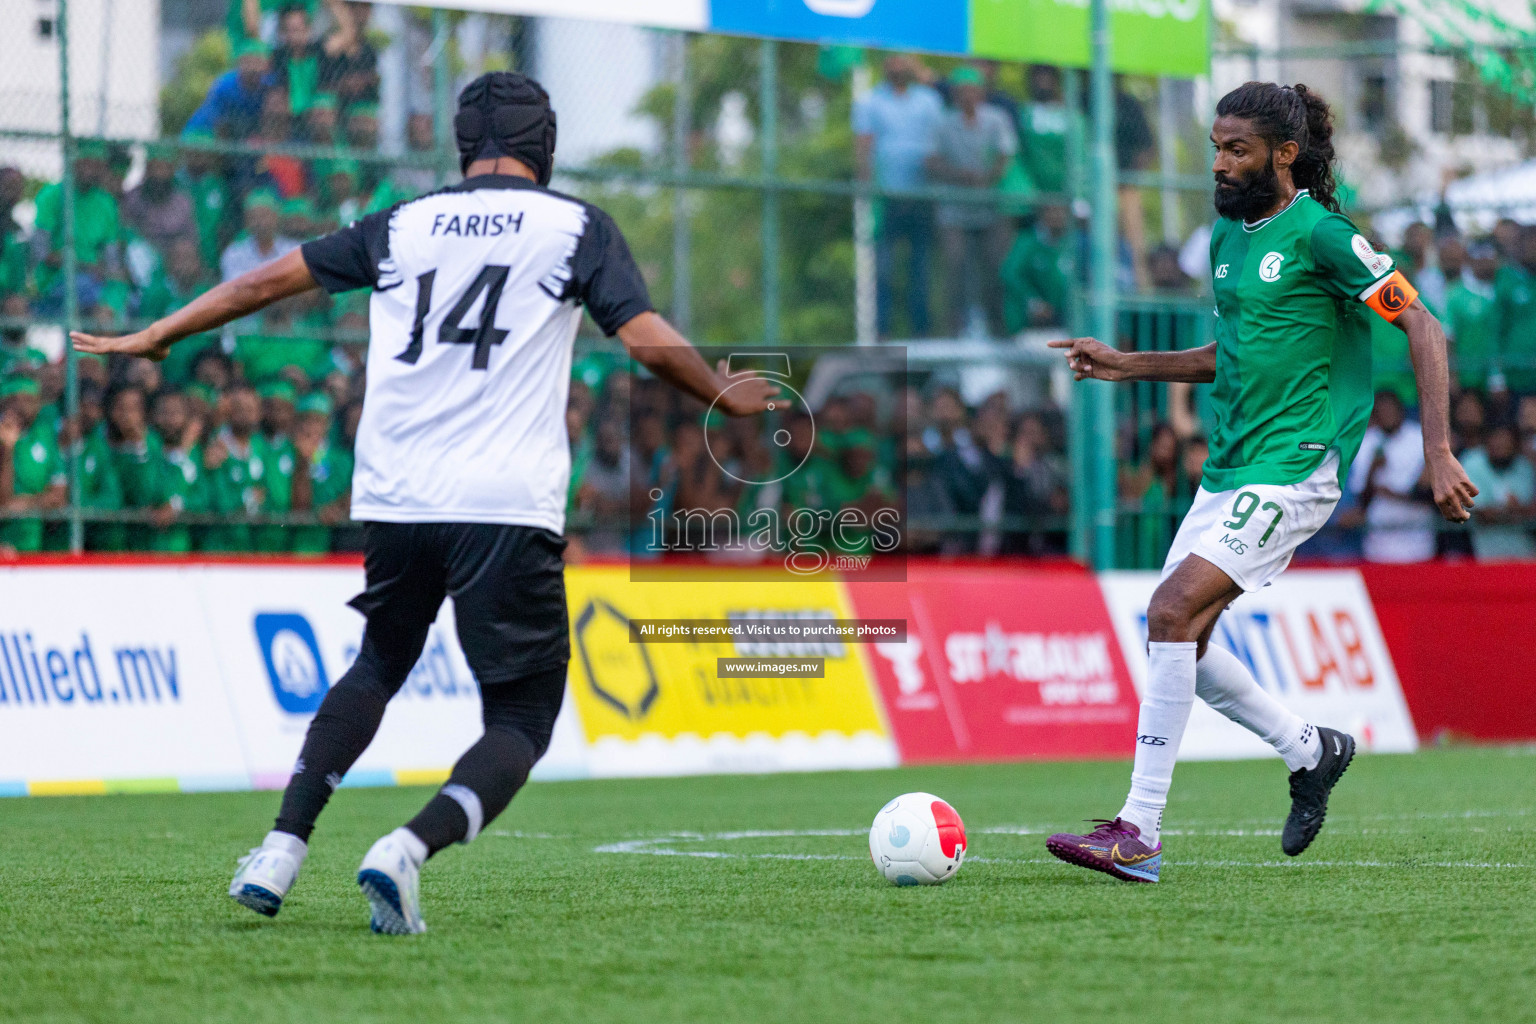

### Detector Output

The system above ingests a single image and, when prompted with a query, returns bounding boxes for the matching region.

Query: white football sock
[393,826,429,869]
[1118,641,1197,846]
[1195,643,1322,772]
[264,830,308,863]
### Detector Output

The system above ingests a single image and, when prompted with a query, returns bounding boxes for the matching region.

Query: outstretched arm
[1048,337,1217,383]
[1394,299,1477,522]
[71,250,319,362]
[615,311,779,416]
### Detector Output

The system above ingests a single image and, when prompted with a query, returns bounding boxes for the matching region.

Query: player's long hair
[1216,82,1340,214]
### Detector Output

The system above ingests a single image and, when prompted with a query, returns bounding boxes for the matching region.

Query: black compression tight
[406,666,564,855]
[273,619,565,846]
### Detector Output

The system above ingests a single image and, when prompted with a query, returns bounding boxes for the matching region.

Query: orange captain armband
[1362,270,1418,323]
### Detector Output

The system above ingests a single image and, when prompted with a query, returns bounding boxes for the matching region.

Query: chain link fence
[0,2,1531,566]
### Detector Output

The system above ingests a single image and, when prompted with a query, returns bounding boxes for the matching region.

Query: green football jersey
[1492,263,1536,393]
[1001,227,1072,333]
[2,424,66,552]
[151,447,208,554]
[202,431,268,552]
[188,174,232,267]
[33,183,121,284]
[255,436,296,553]
[1204,192,1396,491]
[78,426,125,552]
[290,442,353,554]
[1445,280,1497,389]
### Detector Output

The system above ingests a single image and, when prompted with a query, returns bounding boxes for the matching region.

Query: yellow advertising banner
[563,566,888,745]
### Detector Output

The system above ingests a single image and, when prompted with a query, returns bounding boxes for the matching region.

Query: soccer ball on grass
[868,792,966,886]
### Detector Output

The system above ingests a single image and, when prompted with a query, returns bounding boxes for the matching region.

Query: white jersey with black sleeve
[300,174,653,533]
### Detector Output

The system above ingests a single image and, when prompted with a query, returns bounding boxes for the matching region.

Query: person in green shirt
[1446,239,1499,391]
[315,157,363,228]
[0,378,67,552]
[236,295,334,386]
[776,411,831,523]
[362,174,414,216]
[816,427,897,556]
[255,381,297,552]
[346,102,380,153]
[305,91,341,149]
[0,236,26,302]
[1491,225,1536,395]
[54,380,125,551]
[279,195,322,244]
[139,237,220,385]
[147,389,209,553]
[201,382,268,552]
[1,165,29,300]
[1019,64,1069,196]
[181,129,235,268]
[270,4,324,115]
[105,385,165,551]
[1044,81,1477,880]
[328,287,369,347]
[1001,202,1073,332]
[31,143,125,318]
[289,392,352,553]
[226,0,319,47]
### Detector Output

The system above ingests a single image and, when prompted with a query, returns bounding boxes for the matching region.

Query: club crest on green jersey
[1259,251,1285,282]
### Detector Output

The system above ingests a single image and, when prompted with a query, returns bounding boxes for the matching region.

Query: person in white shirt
[218,189,298,282]
[1351,390,1437,562]
[72,71,777,935]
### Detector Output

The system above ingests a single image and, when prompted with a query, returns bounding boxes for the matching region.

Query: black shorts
[348,522,570,686]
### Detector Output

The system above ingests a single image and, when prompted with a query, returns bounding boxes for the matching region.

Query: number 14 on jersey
[397,266,512,370]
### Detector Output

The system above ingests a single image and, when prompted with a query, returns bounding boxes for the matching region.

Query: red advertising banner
[1359,563,1536,742]
[847,565,1139,762]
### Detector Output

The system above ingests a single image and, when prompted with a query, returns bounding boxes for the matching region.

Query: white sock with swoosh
[1118,641,1197,846]
[1195,643,1322,772]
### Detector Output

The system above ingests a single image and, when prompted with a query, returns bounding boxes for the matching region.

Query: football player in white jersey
[73,72,777,934]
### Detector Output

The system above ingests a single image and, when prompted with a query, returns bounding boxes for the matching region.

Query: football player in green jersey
[1045,82,1478,883]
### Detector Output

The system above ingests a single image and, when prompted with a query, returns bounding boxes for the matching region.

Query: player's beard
[1213,159,1281,221]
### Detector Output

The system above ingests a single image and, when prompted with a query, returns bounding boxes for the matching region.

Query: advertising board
[1097,569,1418,759]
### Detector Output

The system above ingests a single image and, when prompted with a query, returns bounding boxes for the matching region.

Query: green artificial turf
[2,747,1532,1024]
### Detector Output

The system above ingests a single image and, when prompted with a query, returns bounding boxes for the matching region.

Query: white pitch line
[589,830,1531,870]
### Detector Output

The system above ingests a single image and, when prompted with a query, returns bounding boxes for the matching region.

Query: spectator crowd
[0,1,433,555]
[853,55,1161,340]
[561,356,1071,562]
[2,6,1535,563]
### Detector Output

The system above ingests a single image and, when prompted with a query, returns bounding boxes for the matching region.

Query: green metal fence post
[1088,0,1119,569]
[671,32,692,335]
[59,0,83,554]
[1065,67,1090,562]
[432,8,454,186]
[759,38,779,345]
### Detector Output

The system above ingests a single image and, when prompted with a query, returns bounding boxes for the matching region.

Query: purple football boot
[1046,818,1162,883]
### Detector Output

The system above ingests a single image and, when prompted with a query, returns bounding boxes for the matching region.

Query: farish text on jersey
[430,211,525,237]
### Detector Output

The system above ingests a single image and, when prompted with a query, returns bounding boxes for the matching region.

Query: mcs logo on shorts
[254,613,330,714]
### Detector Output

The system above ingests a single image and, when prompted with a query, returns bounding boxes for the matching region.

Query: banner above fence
[378,0,1211,77]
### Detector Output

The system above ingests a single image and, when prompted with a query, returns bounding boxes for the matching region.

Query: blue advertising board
[709,0,969,56]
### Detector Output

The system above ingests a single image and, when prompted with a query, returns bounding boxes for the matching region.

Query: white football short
[1161,451,1341,593]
